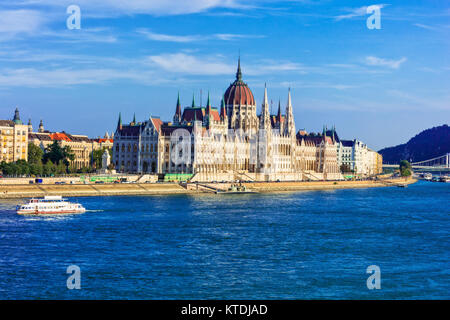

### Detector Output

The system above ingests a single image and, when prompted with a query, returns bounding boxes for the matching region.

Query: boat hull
[17,209,86,215]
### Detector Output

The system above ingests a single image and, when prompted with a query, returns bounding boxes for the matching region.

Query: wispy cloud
[413,23,437,31]
[137,29,263,43]
[0,9,48,40]
[147,53,233,75]
[7,0,246,16]
[364,56,407,69]
[335,4,387,21]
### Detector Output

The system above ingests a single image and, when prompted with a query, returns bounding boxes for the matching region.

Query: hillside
[378,124,450,163]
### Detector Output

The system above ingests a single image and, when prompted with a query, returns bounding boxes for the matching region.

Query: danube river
[0,181,448,299]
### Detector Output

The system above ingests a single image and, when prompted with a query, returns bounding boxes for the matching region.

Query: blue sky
[0,0,448,150]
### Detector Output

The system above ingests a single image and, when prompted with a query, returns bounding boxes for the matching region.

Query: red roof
[181,107,220,122]
[151,118,163,132]
[224,80,255,106]
[95,138,114,143]
[50,132,71,142]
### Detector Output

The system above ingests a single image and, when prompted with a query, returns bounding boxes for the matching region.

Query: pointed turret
[277,100,282,122]
[191,93,196,108]
[13,107,22,125]
[38,119,44,133]
[27,118,33,132]
[236,55,242,81]
[220,96,227,121]
[284,88,295,136]
[117,113,122,130]
[132,113,136,125]
[205,91,213,127]
[173,91,182,123]
[259,83,271,132]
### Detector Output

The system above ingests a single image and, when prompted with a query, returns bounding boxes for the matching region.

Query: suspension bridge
[383,153,450,172]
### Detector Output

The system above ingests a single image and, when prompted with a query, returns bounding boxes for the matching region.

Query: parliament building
[113,60,343,182]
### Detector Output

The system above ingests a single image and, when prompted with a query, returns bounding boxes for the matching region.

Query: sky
[0,0,448,151]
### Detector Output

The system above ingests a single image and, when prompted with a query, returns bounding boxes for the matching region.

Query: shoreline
[0,178,417,199]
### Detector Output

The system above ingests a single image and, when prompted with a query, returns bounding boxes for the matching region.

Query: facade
[0,108,29,163]
[29,122,113,170]
[337,139,383,176]
[113,60,342,181]
[92,132,114,151]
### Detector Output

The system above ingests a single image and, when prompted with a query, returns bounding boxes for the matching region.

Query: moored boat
[16,196,86,215]
[216,184,257,194]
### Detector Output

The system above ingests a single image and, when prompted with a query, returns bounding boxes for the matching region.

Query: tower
[28,119,33,133]
[173,91,182,124]
[284,88,295,137]
[38,119,45,133]
[116,113,122,131]
[223,57,258,134]
[259,84,271,133]
[13,107,22,125]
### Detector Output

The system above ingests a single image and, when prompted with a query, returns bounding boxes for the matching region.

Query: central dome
[224,59,255,106]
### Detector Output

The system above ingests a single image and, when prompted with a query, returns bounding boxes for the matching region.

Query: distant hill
[378,124,450,164]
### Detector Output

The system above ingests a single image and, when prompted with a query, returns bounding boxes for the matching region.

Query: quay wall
[0,177,416,199]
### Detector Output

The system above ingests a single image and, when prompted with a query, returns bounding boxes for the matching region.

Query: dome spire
[174,91,182,123]
[236,55,242,81]
[13,107,22,125]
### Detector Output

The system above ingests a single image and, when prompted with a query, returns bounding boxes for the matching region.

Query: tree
[91,147,112,169]
[43,141,75,170]
[399,160,412,177]
[28,143,44,165]
[43,160,56,176]
[340,164,352,173]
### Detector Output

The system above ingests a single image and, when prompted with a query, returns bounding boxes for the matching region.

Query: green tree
[28,143,44,165]
[340,164,352,173]
[43,141,75,171]
[399,160,412,177]
[91,147,112,169]
[43,160,56,176]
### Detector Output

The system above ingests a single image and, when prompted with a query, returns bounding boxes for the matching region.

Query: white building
[113,59,342,182]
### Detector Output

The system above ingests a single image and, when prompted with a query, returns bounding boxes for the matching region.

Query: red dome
[223,59,255,106]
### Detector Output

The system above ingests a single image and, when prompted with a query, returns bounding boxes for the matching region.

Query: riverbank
[0,177,416,199]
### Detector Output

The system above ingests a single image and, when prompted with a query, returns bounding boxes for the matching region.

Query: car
[95,181,105,184]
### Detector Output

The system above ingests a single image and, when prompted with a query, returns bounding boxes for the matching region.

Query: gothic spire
[284,88,295,136]
[174,91,182,123]
[191,93,196,108]
[220,95,227,120]
[277,99,282,122]
[13,107,22,125]
[206,91,211,108]
[260,83,271,132]
[236,55,242,81]
[117,112,122,129]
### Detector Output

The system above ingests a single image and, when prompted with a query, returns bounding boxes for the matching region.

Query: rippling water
[0,181,448,299]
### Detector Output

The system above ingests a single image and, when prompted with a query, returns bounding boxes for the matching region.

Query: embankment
[0,177,416,199]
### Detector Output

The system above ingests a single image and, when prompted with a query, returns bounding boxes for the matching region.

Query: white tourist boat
[16,196,86,215]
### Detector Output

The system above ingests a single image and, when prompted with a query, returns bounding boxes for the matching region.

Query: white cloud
[137,29,264,43]
[364,56,407,69]
[413,23,437,31]
[0,68,146,87]
[137,30,204,43]
[0,10,47,40]
[8,0,244,16]
[335,4,387,21]
[147,53,233,75]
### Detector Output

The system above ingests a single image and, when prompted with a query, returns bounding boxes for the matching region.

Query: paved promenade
[0,178,416,199]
